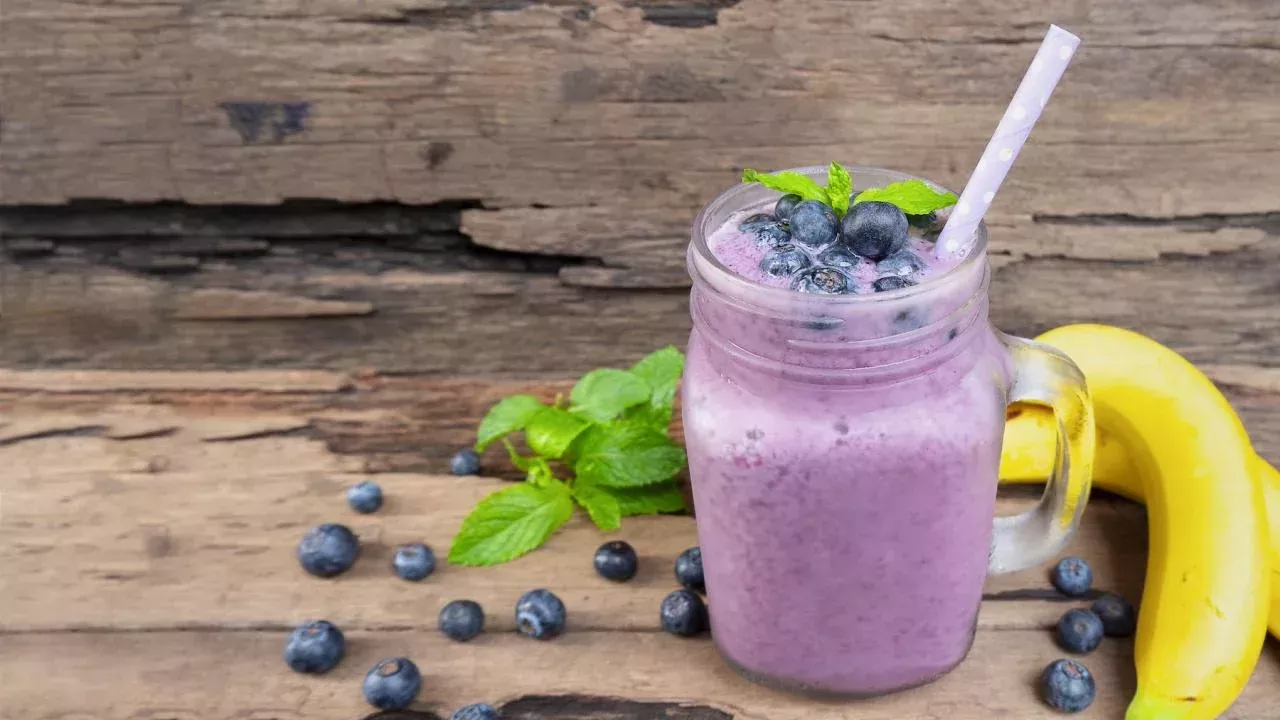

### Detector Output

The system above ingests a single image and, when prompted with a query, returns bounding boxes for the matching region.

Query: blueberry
[362,657,423,711]
[1051,556,1094,597]
[393,542,437,581]
[842,200,908,260]
[872,276,916,293]
[451,448,481,476]
[297,523,359,578]
[438,599,485,642]
[790,266,851,295]
[815,245,861,270]
[674,546,705,593]
[593,540,639,582]
[660,589,708,637]
[1039,659,1097,713]
[758,244,811,277]
[452,703,501,720]
[346,481,383,514]
[877,250,925,279]
[773,193,802,220]
[1091,593,1137,637]
[1055,609,1104,654]
[788,200,839,249]
[283,620,345,674]
[515,588,566,640]
[737,213,791,247]
[907,211,937,229]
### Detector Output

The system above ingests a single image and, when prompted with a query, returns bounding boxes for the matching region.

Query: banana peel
[1001,405,1280,640]
[996,324,1270,720]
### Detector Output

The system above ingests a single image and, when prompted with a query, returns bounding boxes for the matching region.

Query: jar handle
[989,334,1096,574]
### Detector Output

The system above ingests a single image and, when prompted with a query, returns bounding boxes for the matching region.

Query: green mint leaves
[826,162,854,215]
[852,180,958,216]
[450,346,688,566]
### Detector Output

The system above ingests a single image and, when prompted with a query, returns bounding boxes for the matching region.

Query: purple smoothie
[683,167,1011,695]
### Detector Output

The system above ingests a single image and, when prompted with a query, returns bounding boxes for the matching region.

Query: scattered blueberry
[759,244,811,277]
[439,599,485,642]
[363,657,423,711]
[515,588,567,640]
[791,266,851,295]
[452,703,501,720]
[1051,556,1094,597]
[788,200,839,249]
[346,481,383,514]
[393,543,437,581]
[876,250,925,278]
[1091,593,1137,637]
[674,546,705,594]
[774,193,802,220]
[738,213,791,247]
[660,589,708,637]
[842,200,908,261]
[283,620,345,674]
[297,523,359,578]
[815,245,861,270]
[593,540,639,582]
[1039,659,1097,713]
[1055,609,1104,654]
[451,448,481,476]
[872,276,916,293]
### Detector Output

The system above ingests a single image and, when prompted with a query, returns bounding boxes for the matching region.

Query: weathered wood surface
[2,372,1280,719]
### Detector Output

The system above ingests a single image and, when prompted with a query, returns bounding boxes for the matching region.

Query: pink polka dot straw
[936,25,1081,259]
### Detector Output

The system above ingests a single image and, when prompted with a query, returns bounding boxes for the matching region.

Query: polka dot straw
[936,25,1081,258]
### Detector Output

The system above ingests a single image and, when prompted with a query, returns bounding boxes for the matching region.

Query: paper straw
[936,25,1081,258]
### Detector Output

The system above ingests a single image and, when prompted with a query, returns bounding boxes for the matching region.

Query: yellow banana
[1001,404,1280,639]
[1000,325,1269,720]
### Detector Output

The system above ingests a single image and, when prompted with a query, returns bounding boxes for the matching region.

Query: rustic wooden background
[2,0,1279,718]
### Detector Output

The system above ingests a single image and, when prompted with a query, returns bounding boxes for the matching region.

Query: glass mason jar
[682,166,1095,697]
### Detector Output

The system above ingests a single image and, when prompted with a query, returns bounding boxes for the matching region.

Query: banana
[998,324,1269,720]
[1001,405,1280,639]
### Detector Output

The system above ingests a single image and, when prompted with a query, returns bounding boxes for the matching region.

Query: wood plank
[3,629,1278,720]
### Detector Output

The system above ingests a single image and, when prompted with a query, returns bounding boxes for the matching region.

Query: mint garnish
[826,162,854,215]
[743,162,859,216]
[852,180,958,216]
[451,347,689,566]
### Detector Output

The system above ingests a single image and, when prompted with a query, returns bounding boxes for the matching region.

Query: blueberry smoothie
[683,165,1013,696]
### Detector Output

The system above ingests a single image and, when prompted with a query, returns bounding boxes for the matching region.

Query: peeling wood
[0,370,355,393]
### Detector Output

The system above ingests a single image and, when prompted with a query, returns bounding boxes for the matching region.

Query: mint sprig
[742,162,858,216]
[826,162,854,215]
[852,180,957,215]
[450,346,689,566]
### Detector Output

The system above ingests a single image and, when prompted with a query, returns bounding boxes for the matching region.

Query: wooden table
[2,371,1278,719]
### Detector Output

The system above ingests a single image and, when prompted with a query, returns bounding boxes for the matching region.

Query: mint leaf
[569,369,650,423]
[476,394,544,451]
[852,180,958,216]
[825,162,854,215]
[604,482,687,516]
[741,169,827,203]
[573,422,686,488]
[629,346,684,409]
[572,484,621,531]
[448,480,575,566]
[623,403,674,434]
[525,406,591,459]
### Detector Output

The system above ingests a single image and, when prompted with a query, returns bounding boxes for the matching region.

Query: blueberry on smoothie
[907,211,937,229]
[1091,593,1137,637]
[759,244,811,277]
[1039,659,1097,713]
[593,540,639,582]
[1051,556,1094,597]
[791,266,851,295]
[877,250,925,279]
[346,480,383,514]
[393,542,437,581]
[363,658,422,710]
[816,245,861,271]
[872,276,916,293]
[515,588,567,640]
[283,620,345,674]
[738,213,791,247]
[1055,609,1104,654]
[843,200,908,261]
[774,193,802,220]
[789,200,839,249]
[660,588,708,637]
[297,523,359,578]
[439,599,485,642]
[674,546,705,593]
